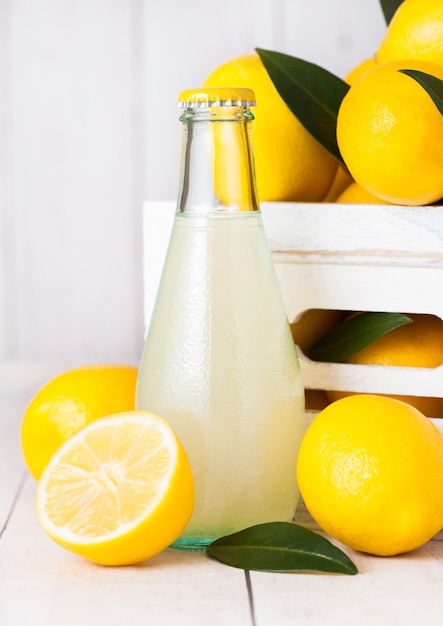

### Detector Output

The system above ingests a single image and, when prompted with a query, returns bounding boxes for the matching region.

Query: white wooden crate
[143,201,443,405]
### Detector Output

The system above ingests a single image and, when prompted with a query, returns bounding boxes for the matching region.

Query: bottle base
[170,537,216,551]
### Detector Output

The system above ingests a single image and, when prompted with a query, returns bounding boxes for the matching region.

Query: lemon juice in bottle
[136,88,305,549]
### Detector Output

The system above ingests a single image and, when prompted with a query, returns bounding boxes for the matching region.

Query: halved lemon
[36,411,194,566]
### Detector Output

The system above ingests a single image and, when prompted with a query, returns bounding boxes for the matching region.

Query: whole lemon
[291,309,344,355]
[323,165,354,202]
[297,394,443,556]
[337,60,443,206]
[377,0,443,66]
[203,53,338,202]
[21,365,138,479]
[336,181,393,204]
[344,56,377,85]
[327,314,443,417]
[322,56,378,204]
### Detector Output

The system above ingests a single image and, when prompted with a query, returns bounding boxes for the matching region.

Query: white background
[0,0,386,372]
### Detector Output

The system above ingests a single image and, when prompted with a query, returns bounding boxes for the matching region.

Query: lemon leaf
[256,48,349,165]
[206,522,358,574]
[399,69,443,117]
[380,0,404,25]
[308,312,413,363]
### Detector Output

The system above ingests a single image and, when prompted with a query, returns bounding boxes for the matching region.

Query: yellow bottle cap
[178,87,256,108]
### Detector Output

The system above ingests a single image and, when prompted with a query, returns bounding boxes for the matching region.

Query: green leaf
[308,312,413,363]
[399,69,443,116]
[206,522,358,575]
[379,0,404,25]
[256,48,349,165]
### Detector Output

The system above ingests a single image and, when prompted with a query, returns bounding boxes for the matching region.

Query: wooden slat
[261,203,443,259]
[0,0,389,366]
[279,0,387,78]
[1,472,251,626]
[1,0,144,367]
[0,0,15,358]
[0,387,28,532]
[251,495,443,625]
[250,537,443,626]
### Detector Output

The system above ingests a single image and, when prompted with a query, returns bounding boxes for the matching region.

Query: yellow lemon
[323,166,354,202]
[327,314,443,417]
[377,0,443,66]
[337,60,443,206]
[297,394,443,556]
[291,309,344,355]
[36,411,194,566]
[21,365,138,479]
[344,56,377,84]
[336,181,393,204]
[322,57,377,204]
[203,53,338,202]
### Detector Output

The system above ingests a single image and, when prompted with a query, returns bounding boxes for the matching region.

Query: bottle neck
[177,107,260,214]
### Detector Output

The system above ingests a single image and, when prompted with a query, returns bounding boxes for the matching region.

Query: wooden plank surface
[0,365,252,626]
[0,0,386,367]
[0,0,144,369]
[1,481,251,626]
[251,538,443,626]
[2,365,443,626]
[0,364,36,530]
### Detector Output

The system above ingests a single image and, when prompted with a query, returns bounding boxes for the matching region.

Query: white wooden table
[1,362,443,625]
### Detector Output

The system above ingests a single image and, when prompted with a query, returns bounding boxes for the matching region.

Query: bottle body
[136,87,305,549]
[136,211,305,548]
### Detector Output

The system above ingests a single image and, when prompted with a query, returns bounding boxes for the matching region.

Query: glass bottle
[136,87,305,550]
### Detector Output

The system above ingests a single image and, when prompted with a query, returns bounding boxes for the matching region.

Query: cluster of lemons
[203,0,443,207]
[202,0,443,557]
[291,310,443,556]
[291,310,443,418]
[22,353,443,566]
[21,366,194,566]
